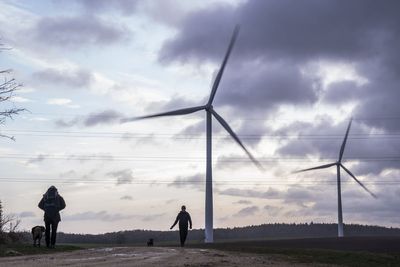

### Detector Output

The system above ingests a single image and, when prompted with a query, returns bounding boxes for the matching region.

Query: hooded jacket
[38,186,66,222]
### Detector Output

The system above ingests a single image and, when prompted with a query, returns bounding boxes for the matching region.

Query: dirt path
[0,246,332,267]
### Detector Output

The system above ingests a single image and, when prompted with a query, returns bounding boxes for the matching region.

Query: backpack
[43,188,60,217]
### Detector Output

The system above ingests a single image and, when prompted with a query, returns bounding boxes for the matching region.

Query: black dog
[31,226,45,247]
[147,238,154,247]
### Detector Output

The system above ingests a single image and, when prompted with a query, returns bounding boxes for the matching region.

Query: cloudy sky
[1,0,399,234]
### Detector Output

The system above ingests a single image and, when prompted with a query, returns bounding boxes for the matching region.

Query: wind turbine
[293,118,377,237]
[122,26,263,243]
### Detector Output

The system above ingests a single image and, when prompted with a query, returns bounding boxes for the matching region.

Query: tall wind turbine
[122,26,263,243]
[294,118,377,237]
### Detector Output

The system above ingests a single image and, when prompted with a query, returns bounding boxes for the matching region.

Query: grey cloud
[18,211,35,218]
[309,185,400,224]
[160,1,400,64]
[76,0,139,15]
[55,109,123,128]
[264,205,281,217]
[165,199,177,204]
[234,200,252,205]
[32,68,93,89]
[64,211,134,222]
[214,61,319,115]
[120,195,133,201]
[33,15,129,48]
[321,81,362,104]
[27,154,46,164]
[84,110,123,127]
[276,118,400,175]
[233,205,259,217]
[55,117,81,128]
[284,187,314,207]
[215,154,271,171]
[107,169,134,185]
[144,95,204,115]
[219,187,281,199]
[159,0,400,135]
[168,173,204,190]
[142,213,166,222]
[59,170,77,178]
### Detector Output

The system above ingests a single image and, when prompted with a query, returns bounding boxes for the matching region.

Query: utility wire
[1,154,399,162]
[0,177,397,185]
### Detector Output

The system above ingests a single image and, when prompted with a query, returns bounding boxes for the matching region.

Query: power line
[1,154,399,162]
[2,130,400,140]
[22,113,400,121]
[0,177,397,185]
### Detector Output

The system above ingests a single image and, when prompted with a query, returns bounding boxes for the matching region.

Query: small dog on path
[31,226,45,247]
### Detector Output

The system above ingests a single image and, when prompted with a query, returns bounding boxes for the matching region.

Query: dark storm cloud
[233,205,259,217]
[161,1,400,63]
[33,15,129,48]
[32,68,93,88]
[214,61,319,115]
[159,0,400,131]
[107,169,134,185]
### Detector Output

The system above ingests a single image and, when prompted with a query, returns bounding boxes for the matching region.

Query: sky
[0,0,399,234]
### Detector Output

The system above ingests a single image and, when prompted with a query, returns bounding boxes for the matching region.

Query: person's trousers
[45,218,59,247]
[179,227,188,247]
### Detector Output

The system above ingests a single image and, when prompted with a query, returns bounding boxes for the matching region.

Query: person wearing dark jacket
[38,186,66,248]
[170,205,192,247]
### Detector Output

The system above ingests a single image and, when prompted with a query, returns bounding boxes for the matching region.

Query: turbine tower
[122,26,263,243]
[294,118,377,237]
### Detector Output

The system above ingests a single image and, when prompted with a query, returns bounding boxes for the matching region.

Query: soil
[0,246,333,267]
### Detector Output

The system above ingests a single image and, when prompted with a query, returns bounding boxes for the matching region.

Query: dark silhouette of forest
[50,223,400,244]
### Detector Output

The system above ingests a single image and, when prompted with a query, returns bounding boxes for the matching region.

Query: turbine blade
[339,118,353,162]
[121,106,205,123]
[207,25,240,105]
[340,164,377,198]
[211,109,264,171]
[292,162,337,173]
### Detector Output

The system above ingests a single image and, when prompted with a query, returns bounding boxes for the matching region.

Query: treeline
[53,223,400,244]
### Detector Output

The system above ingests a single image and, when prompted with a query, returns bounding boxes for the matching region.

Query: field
[0,236,399,266]
[189,236,400,267]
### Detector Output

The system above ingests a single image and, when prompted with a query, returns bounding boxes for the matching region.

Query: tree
[0,42,25,140]
[0,199,19,233]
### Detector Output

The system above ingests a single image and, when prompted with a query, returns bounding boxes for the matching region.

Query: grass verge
[189,243,400,267]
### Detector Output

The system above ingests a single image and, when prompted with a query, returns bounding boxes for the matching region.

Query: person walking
[170,205,192,247]
[38,186,66,248]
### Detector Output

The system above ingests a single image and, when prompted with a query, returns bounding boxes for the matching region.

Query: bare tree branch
[1,40,25,140]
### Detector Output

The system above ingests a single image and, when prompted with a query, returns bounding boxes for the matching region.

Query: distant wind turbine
[122,25,263,243]
[293,118,377,237]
